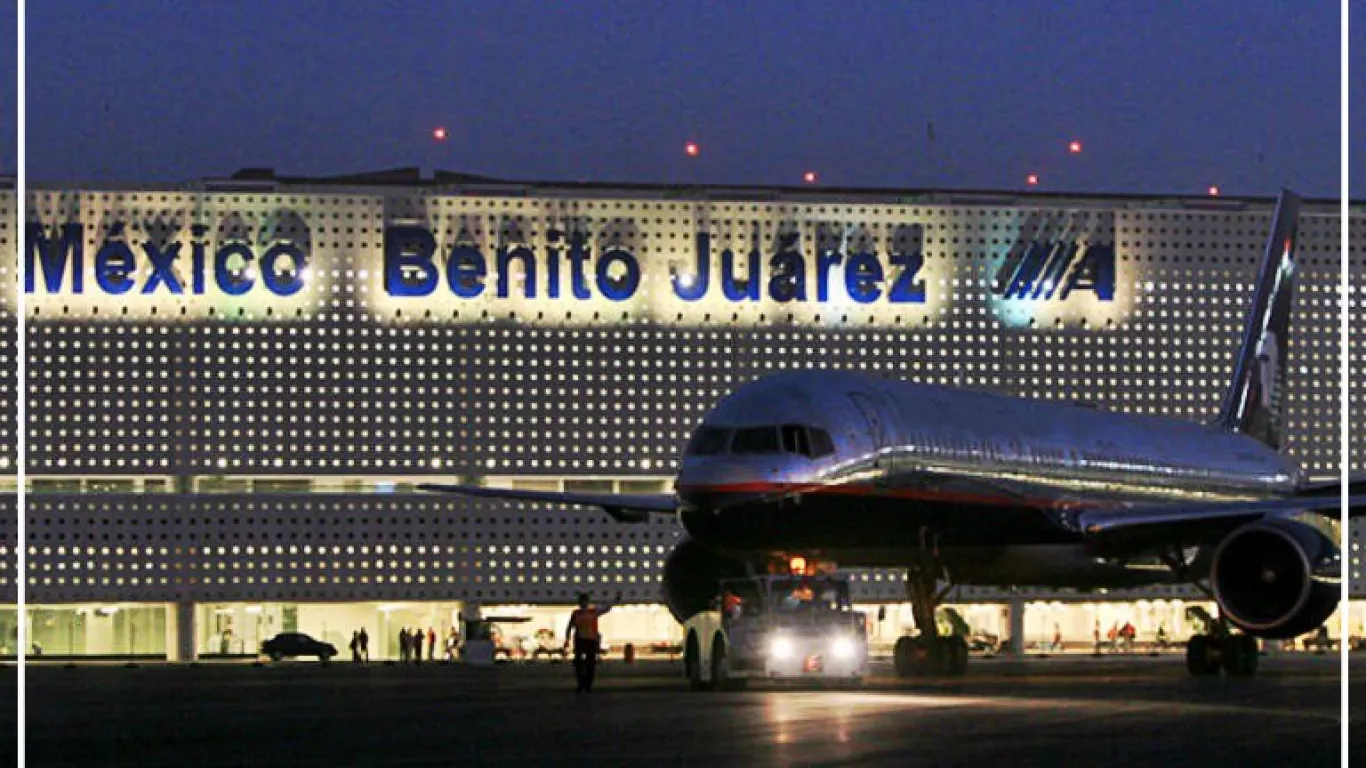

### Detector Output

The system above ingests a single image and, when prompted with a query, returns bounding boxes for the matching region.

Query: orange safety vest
[572,608,601,640]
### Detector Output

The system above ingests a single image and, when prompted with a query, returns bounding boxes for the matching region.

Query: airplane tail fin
[1212,190,1302,450]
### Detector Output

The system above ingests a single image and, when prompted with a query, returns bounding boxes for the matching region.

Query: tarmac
[2,653,1358,767]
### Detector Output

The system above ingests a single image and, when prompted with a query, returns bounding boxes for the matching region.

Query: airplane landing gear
[1159,548,1260,678]
[1186,631,1258,677]
[893,566,968,677]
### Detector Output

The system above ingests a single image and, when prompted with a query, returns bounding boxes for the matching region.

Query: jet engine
[661,538,754,623]
[1210,518,1339,639]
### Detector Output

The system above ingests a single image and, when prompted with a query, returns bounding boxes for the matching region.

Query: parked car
[459,615,530,666]
[966,632,1002,654]
[531,628,567,661]
[1301,628,1337,653]
[489,625,535,662]
[261,632,337,663]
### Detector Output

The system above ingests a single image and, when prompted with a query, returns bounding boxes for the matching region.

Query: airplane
[423,189,1356,678]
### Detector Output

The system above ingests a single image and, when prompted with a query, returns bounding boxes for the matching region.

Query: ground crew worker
[564,591,622,693]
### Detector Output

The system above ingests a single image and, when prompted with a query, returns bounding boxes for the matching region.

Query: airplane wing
[1294,475,1366,499]
[416,483,676,524]
[1078,494,1366,556]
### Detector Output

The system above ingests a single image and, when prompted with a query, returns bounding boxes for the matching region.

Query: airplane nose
[677,456,760,512]
[672,453,748,502]
[675,455,792,548]
[675,462,715,510]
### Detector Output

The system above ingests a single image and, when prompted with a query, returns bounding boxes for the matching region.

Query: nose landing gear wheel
[894,635,968,677]
[1186,633,1259,677]
[894,561,968,678]
[945,635,968,675]
[894,636,916,677]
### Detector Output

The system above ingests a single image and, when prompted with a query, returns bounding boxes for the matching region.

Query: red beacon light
[685,142,700,157]
[1208,185,1220,197]
[1068,140,1082,154]
[803,171,817,184]
[432,127,448,141]
[1026,174,1040,186]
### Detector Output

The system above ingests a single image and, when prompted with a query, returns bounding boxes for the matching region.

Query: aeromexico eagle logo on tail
[1215,199,1299,452]
[1242,239,1295,449]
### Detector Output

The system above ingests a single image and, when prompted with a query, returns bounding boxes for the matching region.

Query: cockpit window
[809,428,835,457]
[732,427,780,454]
[780,425,811,456]
[696,425,832,457]
[687,427,730,456]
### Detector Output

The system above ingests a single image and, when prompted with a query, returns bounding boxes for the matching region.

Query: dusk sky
[10,1,1363,197]
[2,1,13,167]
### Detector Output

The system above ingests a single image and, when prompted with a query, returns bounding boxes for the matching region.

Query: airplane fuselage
[675,370,1303,587]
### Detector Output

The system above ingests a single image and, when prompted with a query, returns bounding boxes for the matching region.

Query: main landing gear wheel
[1185,635,1221,676]
[1186,633,1258,677]
[1163,552,1260,679]
[1220,635,1259,676]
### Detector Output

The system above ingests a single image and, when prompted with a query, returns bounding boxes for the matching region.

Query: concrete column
[166,601,196,662]
[461,601,481,626]
[164,604,178,661]
[1008,598,1026,656]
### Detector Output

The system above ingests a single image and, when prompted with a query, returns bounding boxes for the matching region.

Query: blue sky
[8,1,1359,197]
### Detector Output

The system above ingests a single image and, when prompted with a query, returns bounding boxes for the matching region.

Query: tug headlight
[770,636,794,660]
[831,636,856,660]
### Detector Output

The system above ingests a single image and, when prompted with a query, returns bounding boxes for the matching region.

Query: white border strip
[15,0,25,759]
[1340,0,1350,758]
[2,7,1355,765]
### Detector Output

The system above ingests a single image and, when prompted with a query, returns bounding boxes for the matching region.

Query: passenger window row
[686,425,835,458]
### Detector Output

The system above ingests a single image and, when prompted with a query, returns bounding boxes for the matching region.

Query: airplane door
[848,390,890,473]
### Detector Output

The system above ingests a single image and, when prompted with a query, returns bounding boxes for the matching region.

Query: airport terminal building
[3,170,1364,660]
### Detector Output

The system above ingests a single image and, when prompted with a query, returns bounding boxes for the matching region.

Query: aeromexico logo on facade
[992,240,1115,301]
[26,221,1116,304]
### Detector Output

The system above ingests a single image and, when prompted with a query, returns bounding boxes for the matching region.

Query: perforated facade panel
[20,492,1217,608]
[1,188,16,603]
[0,191,14,448]
[17,183,1363,604]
